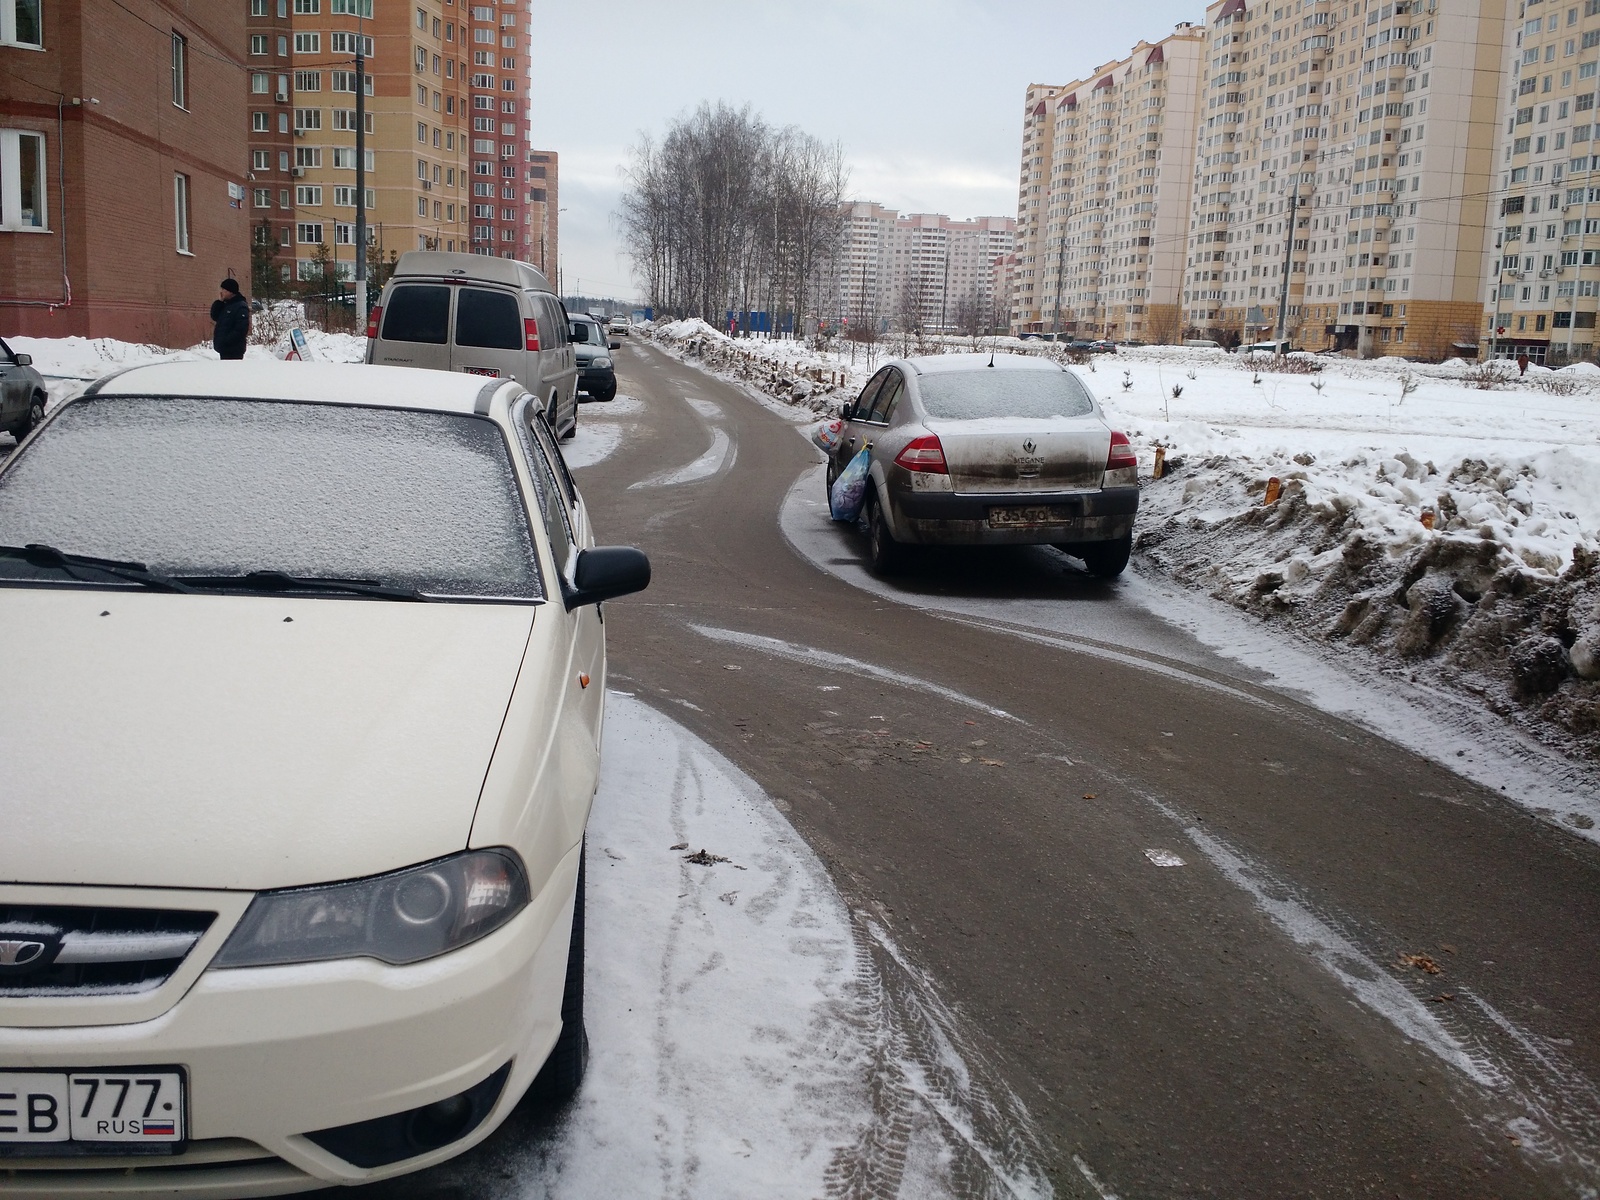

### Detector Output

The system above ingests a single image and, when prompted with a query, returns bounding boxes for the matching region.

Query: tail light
[365,304,382,339]
[1107,431,1137,471]
[894,434,948,474]
[524,317,541,352]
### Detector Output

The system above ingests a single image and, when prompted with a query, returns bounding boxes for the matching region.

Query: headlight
[211,849,530,968]
[592,356,612,368]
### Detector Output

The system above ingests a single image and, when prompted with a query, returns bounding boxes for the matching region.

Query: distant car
[1087,339,1117,354]
[1243,339,1294,355]
[569,315,619,402]
[607,315,630,336]
[827,354,1139,577]
[0,336,47,443]
[0,359,650,1193]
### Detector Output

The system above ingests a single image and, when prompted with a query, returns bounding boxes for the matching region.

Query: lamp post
[353,3,368,328]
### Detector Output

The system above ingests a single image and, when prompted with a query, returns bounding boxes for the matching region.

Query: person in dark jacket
[210,278,251,360]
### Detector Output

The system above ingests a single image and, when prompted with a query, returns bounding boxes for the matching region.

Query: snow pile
[648,319,869,414]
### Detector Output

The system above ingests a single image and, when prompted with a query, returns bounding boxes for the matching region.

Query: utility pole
[1275,189,1298,355]
[354,9,368,328]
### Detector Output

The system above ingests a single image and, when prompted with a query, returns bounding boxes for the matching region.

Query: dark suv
[0,337,47,444]
[569,316,619,402]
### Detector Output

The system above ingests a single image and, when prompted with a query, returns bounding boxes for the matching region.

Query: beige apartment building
[1014,24,1206,341]
[834,203,1014,333]
[1019,0,1509,358]
[1187,0,1504,357]
[1483,0,1600,362]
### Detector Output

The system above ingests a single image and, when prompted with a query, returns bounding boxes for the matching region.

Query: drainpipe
[0,96,72,311]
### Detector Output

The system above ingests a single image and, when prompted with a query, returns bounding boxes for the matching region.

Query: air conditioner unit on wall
[275,92,289,103]
[291,167,304,177]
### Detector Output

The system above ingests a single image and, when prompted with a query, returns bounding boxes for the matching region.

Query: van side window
[543,297,570,347]
[520,403,575,577]
[455,288,522,350]
[381,285,450,344]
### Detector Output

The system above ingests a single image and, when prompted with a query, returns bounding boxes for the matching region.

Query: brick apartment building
[1,0,251,343]
[246,0,543,299]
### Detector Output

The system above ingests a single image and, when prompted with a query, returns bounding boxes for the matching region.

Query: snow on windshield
[917,370,1096,421]
[0,397,542,601]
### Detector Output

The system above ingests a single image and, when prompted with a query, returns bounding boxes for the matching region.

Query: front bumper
[891,485,1138,547]
[0,847,580,1197]
[576,364,615,397]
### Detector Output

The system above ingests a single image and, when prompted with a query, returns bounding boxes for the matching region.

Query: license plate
[0,1070,185,1149]
[988,505,1061,527]
[461,366,500,377]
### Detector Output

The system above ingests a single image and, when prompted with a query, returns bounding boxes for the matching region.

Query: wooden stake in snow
[1264,476,1283,506]
[1153,446,1167,480]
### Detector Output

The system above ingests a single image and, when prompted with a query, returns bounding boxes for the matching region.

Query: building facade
[2,0,251,342]
[526,147,556,279]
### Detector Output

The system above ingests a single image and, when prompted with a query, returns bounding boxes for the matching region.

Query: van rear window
[456,288,522,350]
[381,285,450,344]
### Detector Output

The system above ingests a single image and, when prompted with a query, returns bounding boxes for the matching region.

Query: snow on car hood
[0,589,535,891]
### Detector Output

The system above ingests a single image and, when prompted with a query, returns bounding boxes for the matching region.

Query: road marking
[1143,849,1185,867]
[688,624,1021,723]
[1071,1154,1120,1199]
[628,427,734,490]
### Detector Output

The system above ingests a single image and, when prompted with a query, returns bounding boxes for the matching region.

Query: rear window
[381,284,451,344]
[916,370,1096,421]
[456,287,523,350]
[0,397,542,602]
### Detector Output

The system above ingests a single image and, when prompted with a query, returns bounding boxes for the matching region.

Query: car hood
[0,589,536,891]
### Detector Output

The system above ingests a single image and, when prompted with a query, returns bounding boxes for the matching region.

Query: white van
[367,251,580,438]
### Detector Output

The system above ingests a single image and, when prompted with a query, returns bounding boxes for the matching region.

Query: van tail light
[365,304,382,339]
[1107,431,1137,471]
[894,434,948,474]
[524,317,541,353]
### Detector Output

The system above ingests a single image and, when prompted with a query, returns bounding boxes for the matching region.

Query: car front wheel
[14,392,44,439]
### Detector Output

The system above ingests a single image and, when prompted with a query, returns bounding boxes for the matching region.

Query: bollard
[1153,446,1167,480]
[1421,509,1436,530]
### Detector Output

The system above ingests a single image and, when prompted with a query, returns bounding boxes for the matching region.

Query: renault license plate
[0,1070,185,1151]
[988,506,1059,527]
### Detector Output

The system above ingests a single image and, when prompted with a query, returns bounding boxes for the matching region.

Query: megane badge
[1023,439,1037,454]
[0,939,47,968]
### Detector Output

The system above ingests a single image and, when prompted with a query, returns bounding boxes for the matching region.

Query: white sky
[528,0,1200,304]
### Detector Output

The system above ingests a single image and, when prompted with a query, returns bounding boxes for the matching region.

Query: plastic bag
[830,447,871,522]
[810,419,844,453]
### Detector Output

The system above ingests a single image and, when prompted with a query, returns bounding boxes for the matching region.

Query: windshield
[0,397,543,601]
[569,321,600,344]
[916,370,1096,421]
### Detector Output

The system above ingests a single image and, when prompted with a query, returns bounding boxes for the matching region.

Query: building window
[250,34,268,55]
[251,72,269,93]
[331,71,373,95]
[293,32,320,54]
[0,130,47,230]
[296,185,322,206]
[253,188,271,208]
[250,0,267,14]
[293,0,319,12]
[171,33,188,108]
[330,32,373,57]
[295,108,321,130]
[294,147,321,168]
[294,71,321,92]
[251,111,269,132]
[1,0,42,48]
[297,222,323,244]
[330,0,372,15]
[174,173,191,253]
[252,149,270,171]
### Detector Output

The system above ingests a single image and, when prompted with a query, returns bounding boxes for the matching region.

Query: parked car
[1086,339,1118,354]
[0,359,650,1193]
[607,315,630,336]
[826,354,1139,576]
[570,315,619,402]
[366,251,580,439]
[1243,339,1294,355]
[0,336,47,443]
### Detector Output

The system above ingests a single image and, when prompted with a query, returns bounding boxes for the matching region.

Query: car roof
[391,250,553,292]
[901,353,1067,375]
[85,359,516,416]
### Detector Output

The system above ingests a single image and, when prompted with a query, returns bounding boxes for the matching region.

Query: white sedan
[0,360,648,1195]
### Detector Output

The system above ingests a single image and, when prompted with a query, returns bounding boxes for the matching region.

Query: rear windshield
[916,370,1096,421]
[0,397,542,602]
[456,287,522,350]
[381,284,451,344]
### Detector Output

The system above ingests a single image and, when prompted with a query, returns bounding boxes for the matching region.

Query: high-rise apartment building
[1015,24,1204,340]
[1186,0,1504,357]
[833,203,1014,332]
[1019,0,1508,358]
[526,148,557,279]
[246,0,532,296]
[1482,0,1600,363]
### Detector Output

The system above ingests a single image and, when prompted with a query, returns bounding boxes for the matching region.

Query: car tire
[527,841,588,1107]
[1075,533,1132,579]
[598,382,616,403]
[865,490,906,575]
[15,392,44,440]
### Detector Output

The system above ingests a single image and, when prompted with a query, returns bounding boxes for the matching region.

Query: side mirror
[563,546,651,611]
[13,354,32,368]
[609,341,621,351]
[841,401,856,421]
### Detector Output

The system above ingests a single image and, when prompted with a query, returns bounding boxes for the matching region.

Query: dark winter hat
[220,278,241,295]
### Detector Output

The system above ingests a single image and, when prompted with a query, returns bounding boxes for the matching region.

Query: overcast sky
[528,0,1200,303]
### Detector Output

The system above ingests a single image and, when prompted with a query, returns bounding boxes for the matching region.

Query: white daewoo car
[0,360,649,1195]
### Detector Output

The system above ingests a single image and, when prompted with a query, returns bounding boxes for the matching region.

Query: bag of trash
[830,447,871,522]
[810,418,844,453]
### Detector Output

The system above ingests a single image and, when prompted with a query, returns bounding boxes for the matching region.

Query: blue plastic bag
[830,447,871,522]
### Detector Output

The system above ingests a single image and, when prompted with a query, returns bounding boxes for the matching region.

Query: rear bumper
[892,486,1137,546]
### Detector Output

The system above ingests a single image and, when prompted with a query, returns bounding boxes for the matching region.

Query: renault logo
[1023,439,1037,455]
[0,940,48,968]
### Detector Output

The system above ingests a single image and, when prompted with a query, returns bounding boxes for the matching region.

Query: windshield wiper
[174,570,430,602]
[0,544,194,593]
